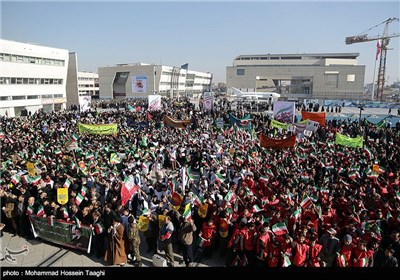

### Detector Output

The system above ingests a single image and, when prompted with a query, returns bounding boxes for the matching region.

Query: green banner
[335,133,363,148]
[30,215,92,253]
[271,119,290,130]
[78,123,118,135]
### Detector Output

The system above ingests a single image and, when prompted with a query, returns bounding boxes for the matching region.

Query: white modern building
[98,63,212,99]
[0,39,69,117]
[78,71,99,98]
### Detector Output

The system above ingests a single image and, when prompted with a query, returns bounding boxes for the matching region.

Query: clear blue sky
[1,0,399,84]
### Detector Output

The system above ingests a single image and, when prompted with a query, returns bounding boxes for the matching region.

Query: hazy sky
[1,0,399,84]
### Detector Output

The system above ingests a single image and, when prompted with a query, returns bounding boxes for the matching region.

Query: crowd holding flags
[0,96,399,268]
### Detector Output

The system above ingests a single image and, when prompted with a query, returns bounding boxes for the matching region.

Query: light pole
[358,104,364,125]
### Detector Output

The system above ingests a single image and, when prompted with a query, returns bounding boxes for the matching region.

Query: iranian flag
[300,173,310,181]
[36,205,45,217]
[81,186,88,196]
[396,191,400,201]
[214,173,225,184]
[55,149,62,156]
[364,147,374,158]
[182,203,192,221]
[193,193,204,207]
[360,257,369,267]
[378,166,386,174]
[236,157,244,165]
[75,216,82,228]
[94,223,105,234]
[348,171,359,180]
[252,204,262,213]
[11,175,20,185]
[47,216,55,226]
[86,152,94,160]
[282,255,291,267]
[224,190,235,202]
[71,162,77,170]
[63,208,69,219]
[266,169,274,177]
[293,208,301,220]
[26,205,34,215]
[259,176,268,184]
[271,222,288,236]
[337,254,346,267]
[120,177,139,206]
[0,131,6,139]
[215,144,224,155]
[75,193,84,205]
[72,133,79,141]
[300,196,312,209]
[63,178,71,188]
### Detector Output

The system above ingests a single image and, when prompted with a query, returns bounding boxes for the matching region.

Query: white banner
[203,96,214,111]
[132,75,147,93]
[78,96,91,112]
[148,95,162,111]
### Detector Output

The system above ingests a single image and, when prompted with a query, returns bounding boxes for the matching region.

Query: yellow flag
[57,187,69,205]
[26,162,36,176]
[158,215,166,229]
[138,216,150,232]
[198,203,208,219]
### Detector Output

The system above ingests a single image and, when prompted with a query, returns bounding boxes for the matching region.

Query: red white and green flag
[121,176,139,206]
[364,147,374,158]
[292,208,302,220]
[224,190,236,202]
[94,223,105,234]
[63,178,71,188]
[236,157,244,165]
[300,196,312,209]
[11,175,21,185]
[266,169,274,177]
[47,216,55,226]
[86,152,94,160]
[72,133,79,141]
[259,176,268,184]
[252,204,262,213]
[214,173,225,184]
[63,208,69,219]
[55,149,62,156]
[282,255,291,267]
[337,254,346,267]
[360,257,369,267]
[75,216,82,228]
[81,186,88,196]
[75,193,84,205]
[271,222,288,236]
[26,205,34,215]
[36,205,45,217]
[193,193,204,207]
[182,203,192,221]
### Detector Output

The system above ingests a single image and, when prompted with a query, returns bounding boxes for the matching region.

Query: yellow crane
[345,17,399,100]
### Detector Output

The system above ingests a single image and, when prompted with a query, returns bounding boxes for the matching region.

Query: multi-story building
[0,39,69,117]
[78,72,99,98]
[226,53,365,101]
[98,63,212,99]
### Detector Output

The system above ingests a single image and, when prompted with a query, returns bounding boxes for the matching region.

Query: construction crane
[345,17,400,101]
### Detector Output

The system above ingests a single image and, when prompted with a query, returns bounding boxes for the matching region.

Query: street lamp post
[358,105,364,125]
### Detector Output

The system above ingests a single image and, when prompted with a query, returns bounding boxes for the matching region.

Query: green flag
[335,133,363,148]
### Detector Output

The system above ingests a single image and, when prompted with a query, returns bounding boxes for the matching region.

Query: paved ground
[0,230,225,268]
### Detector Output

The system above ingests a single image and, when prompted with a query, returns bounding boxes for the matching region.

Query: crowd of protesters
[1,96,400,268]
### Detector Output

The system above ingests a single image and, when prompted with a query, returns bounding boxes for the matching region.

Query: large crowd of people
[1,96,399,267]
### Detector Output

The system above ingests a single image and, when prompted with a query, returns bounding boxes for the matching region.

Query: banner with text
[148,95,162,111]
[30,215,92,253]
[78,123,118,135]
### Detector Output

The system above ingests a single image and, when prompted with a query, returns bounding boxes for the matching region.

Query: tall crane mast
[345,17,400,101]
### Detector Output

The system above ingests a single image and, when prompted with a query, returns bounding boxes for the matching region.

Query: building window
[12,96,26,100]
[237,69,245,75]
[27,95,39,99]
[347,74,355,82]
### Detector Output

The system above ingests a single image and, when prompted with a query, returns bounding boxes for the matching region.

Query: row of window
[0,94,64,101]
[0,77,63,85]
[78,77,98,81]
[0,53,65,66]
